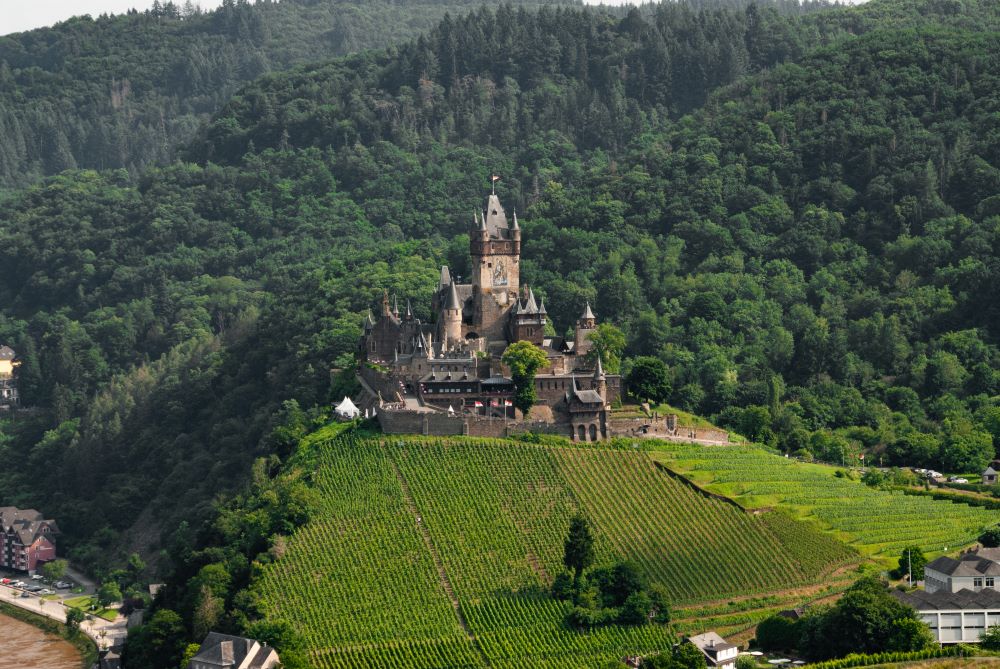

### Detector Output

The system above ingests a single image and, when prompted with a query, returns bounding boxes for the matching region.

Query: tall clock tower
[469,193,521,342]
[470,193,520,304]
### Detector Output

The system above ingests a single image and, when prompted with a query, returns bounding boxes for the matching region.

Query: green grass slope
[650,442,1000,561]
[253,434,857,668]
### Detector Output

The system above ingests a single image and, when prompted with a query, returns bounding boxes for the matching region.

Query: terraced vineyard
[650,442,1000,559]
[254,434,858,668]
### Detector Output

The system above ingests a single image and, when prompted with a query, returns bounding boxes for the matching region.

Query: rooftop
[894,587,1000,611]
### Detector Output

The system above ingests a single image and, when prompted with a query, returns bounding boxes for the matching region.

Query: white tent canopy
[334,396,360,419]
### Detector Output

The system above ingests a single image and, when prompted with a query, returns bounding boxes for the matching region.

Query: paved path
[0,584,127,651]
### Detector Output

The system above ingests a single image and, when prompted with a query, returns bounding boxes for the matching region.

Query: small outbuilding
[685,631,739,669]
[983,465,998,485]
[334,396,360,420]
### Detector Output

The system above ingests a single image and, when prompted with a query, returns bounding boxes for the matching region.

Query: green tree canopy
[626,357,672,404]
[563,512,595,584]
[502,341,549,416]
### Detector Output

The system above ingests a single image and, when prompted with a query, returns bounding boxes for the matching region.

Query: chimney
[220,640,234,666]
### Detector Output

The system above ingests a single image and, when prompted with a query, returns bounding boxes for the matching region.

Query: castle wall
[607,416,729,444]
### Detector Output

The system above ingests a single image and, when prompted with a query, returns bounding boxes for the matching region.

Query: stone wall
[607,415,729,445]
[377,408,569,439]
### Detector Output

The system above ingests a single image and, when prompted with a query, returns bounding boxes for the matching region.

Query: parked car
[954,478,969,484]
[11,581,25,588]
[19,591,29,598]
[25,585,43,593]
[0,578,10,584]
[38,588,54,595]
[53,581,72,590]
[30,573,44,580]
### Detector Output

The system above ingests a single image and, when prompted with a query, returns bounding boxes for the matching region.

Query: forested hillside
[1,0,999,604]
[0,0,580,189]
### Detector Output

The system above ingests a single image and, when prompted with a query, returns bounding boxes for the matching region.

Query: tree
[501,341,549,416]
[65,607,85,635]
[895,546,927,583]
[585,323,626,374]
[97,581,122,608]
[626,357,671,404]
[42,559,68,581]
[980,526,1000,548]
[756,614,800,650]
[563,512,595,585]
[981,624,1000,650]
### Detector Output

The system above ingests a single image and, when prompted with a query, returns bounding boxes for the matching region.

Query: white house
[334,396,360,420]
[187,632,280,669]
[924,551,1000,594]
[894,588,1000,643]
[686,631,738,669]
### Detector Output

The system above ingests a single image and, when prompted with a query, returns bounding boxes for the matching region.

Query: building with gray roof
[894,587,1000,643]
[925,551,1000,594]
[187,632,280,669]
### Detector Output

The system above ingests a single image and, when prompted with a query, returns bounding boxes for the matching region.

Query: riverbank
[0,602,97,669]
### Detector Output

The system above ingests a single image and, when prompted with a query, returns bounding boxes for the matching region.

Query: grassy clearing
[62,596,117,621]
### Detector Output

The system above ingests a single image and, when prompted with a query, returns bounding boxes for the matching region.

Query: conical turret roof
[581,301,595,321]
[594,356,605,380]
[446,280,462,310]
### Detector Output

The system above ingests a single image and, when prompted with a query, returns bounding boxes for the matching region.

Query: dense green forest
[0,0,583,189]
[1,0,1000,662]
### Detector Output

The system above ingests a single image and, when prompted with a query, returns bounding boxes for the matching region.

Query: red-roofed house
[0,507,58,573]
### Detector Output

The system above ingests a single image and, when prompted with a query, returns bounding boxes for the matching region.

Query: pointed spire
[581,301,595,321]
[392,295,399,317]
[525,288,539,314]
[511,208,519,230]
[537,298,547,315]
[439,265,452,290]
[594,356,605,380]
[478,210,487,232]
[405,299,413,319]
[446,280,462,310]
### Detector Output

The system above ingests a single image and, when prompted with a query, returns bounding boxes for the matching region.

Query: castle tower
[593,355,607,401]
[443,281,463,351]
[470,194,520,308]
[574,302,597,357]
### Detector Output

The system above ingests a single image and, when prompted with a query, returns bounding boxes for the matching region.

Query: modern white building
[924,551,1000,594]
[686,631,738,669]
[893,588,1000,643]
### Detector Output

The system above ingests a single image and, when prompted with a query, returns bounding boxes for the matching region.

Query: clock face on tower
[493,260,508,286]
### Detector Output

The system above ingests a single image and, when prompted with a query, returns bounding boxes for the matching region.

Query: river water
[0,611,82,669]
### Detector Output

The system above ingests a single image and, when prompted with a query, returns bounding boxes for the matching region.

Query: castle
[357,191,620,441]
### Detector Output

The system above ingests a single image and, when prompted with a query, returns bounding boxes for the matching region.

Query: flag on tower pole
[491,174,500,194]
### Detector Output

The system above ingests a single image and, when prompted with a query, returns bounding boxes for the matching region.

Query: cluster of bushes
[553,513,669,630]
[552,561,671,629]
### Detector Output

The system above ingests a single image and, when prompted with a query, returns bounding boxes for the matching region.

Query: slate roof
[190,632,278,668]
[581,302,595,321]
[926,554,1000,577]
[893,587,1000,611]
[0,507,58,547]
[482,193,510,238]
[0,345,15,360]
[446,280,462,310]
[687,632,738,660]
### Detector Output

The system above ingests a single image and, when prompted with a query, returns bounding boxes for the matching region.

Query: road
[0,583,127,651]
